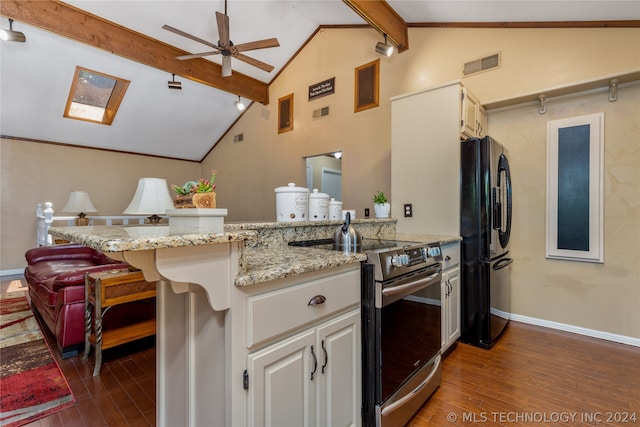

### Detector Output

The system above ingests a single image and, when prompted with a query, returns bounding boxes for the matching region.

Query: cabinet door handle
[445,255,451,261]
[321,339,328,374]
[310,345,318,380]
[308,295,326,306]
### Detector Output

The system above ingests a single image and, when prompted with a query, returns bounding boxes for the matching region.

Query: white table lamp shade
[62,191,98,214]
[123,178,174,215]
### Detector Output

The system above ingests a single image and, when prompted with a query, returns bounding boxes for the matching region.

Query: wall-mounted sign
[308,77,335,101]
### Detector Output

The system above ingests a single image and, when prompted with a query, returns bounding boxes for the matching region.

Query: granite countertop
[47,222,460,288]
[47,224,257,253]
[391,233,462,246]
[235,246,367,287]
[235,232,461,287]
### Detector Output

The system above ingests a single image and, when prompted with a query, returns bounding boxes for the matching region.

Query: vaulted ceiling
[1,1,638,161]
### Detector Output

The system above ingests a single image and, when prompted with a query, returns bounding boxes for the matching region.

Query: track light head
[375,34,393,57]
[1,19,26,43]
[234,96,245,111]
[168,74,182,90]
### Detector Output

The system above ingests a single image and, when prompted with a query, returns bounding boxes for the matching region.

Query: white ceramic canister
[328,198,343,220]
[275,183,309,222]
[309,189,330,221]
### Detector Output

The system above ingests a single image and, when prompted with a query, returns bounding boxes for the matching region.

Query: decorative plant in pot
[172,170,217,209]
[373,191,390,218]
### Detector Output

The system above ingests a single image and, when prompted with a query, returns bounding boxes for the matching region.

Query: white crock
[275,183,309,222]
[309,189,330,221]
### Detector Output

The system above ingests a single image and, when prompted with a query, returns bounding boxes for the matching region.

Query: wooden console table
[83,269,156,376]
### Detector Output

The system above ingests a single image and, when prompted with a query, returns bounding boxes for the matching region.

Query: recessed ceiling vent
[463,53,500,76]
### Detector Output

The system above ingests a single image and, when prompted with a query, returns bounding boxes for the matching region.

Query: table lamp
[123,177,174,224]
[61,191,98,226]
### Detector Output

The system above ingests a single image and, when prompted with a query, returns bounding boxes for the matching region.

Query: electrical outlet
[364,208,370,218]
[404,204,413,217]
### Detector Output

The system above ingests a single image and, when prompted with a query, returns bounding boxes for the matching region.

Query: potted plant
[172,170,217,208]
[372,191,390,218]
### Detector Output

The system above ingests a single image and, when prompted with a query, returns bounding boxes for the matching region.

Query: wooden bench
[83,269,156,376]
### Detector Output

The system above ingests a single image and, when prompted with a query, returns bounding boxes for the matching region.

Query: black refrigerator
[460,136,513,349]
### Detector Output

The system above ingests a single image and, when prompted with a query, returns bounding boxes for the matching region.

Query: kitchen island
[47,220,375,426]
[47,219,458,426]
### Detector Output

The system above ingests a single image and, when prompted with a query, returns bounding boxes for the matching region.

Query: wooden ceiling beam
[342,0,409,52]
[0,0,270,104]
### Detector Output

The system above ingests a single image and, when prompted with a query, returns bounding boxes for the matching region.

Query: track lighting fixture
[234,96,245,111]
[375,34,393,57]
[1,19,26,43]
[168,74,182,90]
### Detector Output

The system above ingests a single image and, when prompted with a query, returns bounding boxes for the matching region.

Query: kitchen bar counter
[47,224,460,288]
[47,220,459,426]
[46,224,257,253]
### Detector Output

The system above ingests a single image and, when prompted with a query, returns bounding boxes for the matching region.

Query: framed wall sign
[546,112,604,263]
[354,59,379,113]
[309,77,335,101]
[278,93,294,134]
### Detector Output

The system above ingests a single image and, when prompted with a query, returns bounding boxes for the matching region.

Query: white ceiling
[1,1,638,161]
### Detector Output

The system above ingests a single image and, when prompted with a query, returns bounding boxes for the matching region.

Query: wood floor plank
[5,275,638,427]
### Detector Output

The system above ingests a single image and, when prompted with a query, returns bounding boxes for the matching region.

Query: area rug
[0,293,76,427]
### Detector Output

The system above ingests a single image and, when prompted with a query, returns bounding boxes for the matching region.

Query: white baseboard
[510,313,640,348]
[1,269,24,277]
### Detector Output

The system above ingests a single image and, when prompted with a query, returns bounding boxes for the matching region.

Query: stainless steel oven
[362,241,443,427]
[289,238,443,427]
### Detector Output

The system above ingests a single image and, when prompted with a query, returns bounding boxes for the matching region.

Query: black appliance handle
[493,258,513,271]
[497,154,512,248]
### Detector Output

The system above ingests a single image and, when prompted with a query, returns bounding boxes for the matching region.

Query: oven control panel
[391,246,427,267]
[378,243,442,280]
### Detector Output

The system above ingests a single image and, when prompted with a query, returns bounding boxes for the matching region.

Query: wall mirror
[305,152,342,201]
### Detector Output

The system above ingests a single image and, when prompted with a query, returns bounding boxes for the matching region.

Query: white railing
[35,202,158,247]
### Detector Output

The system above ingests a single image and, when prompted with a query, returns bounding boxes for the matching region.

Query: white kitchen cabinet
[247,309,361,427]
[231,265,362,427]
[441,243,461,352]
[461,86,488,138]
[391,82,486,236]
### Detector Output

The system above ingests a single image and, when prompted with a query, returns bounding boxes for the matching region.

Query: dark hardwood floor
[2,276,155,427]
[3,275,639,426]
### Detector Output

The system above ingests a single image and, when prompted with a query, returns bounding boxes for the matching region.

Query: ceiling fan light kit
[163,0,279,78]
[375,34,393,57]
[1,19,26,43]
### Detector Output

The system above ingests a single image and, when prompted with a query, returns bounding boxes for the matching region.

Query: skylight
[64,66,129,125]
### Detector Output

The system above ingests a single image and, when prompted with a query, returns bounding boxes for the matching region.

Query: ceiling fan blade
[234,53,275,73]
[233,38,280,53]
[176,51,221,60]
[216,11,230,47]
[222,56,232,77]
[162,24,219,50]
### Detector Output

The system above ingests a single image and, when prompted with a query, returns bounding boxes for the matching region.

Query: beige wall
[204,26,639,338]
[489,85,640,339]
[0,139,199,270]
[204,27,639,222]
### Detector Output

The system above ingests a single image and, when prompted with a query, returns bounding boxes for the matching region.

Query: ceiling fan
[162,1,280,77]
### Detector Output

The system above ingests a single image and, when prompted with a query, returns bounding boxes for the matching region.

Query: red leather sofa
[25,244,129,358]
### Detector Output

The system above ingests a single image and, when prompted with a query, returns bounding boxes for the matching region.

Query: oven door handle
[381,354,442,416]
[381,267,442,297]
